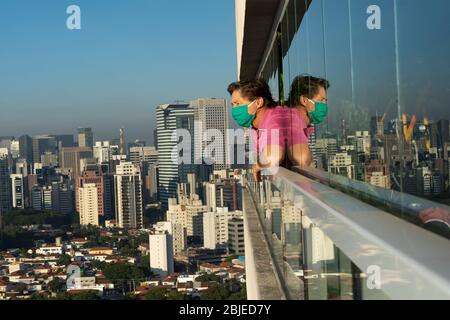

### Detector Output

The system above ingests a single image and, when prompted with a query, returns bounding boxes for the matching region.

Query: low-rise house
[134,285,149,295]
[138,243,149,256]
[51,272,68,281]
[162,276,177,287]
[34,265,52,275]
[177,275,198,284]
[17,275,35,285]
[87,248,114,256]
[67,276,104,293]
[95,278,114,290]
[8,270,28,283]
[27,283,43,292]
[8,263,25,274]
[125,257,136,264]
[227,269,245,279]
[70,238,89,249]
[3,254,18,264]
[199,263,222,274]
[176,281,194,293]
[219,262,234,269]
[140,278,160,287]
[194,282,212,292]
[36,245,63,256]
[84,254,109,262]
[104,220,117,228]
[0,279,10,292]
[104,256,129,264]
[20,255,59,265]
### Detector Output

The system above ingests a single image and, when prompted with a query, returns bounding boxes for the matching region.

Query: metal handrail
[292,166,450,239]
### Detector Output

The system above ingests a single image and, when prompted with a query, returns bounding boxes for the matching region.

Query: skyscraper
[10,174,25,209]
[129,146,158,168]
[129,146,159,205]
[93,141,112,164]
[19,135,33,164]
[149,222,174,279]
[78,183,100,226]
[50,182,75,214]
[119,128,126,156]
[156,103,196,209]
[191,98,230,170]
[114,162,143,229]
[203,207,230,250]
[31,186,43,211]
[32,135,58,165]
[52,135,76,149]
[0,155,12,227]
[102,173,116,220]
[228,215,245,256]
[60,147,93,178]
[371,115,386,140]
[76,171,104,218]
[77,128,94,148]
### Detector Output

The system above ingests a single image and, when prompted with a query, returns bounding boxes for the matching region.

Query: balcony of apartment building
[235,0,450,300]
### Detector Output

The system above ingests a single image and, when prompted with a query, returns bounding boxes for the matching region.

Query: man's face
[231,90,260,114]
[306,86,328,112]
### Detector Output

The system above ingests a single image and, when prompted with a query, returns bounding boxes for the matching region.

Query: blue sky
[0,0,237,143]
[1,0,449,144]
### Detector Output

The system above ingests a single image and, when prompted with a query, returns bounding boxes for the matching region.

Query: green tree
[54,292,72,300]
[48,278,66,293]
[129,267,145,281]
[71,291,101,300]
[57,254,72,267]
[103,263,130,285]
[139,255,150,268]
[102,263,147,291]
[167,291,186,300]
[144,287,167,300]
[201,283,230,300]
[225,255,238,263]
[227,285,247,300]
[29,293,49,300]
[195,274,221,283]
[90,260,107,271]
[53,291,100,300]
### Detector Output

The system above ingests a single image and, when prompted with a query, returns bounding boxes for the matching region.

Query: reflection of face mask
[308,99,328,125]
[232,101,256,128]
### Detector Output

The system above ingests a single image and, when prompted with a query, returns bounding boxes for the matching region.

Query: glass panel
[246,169,393,300]
[259,0,450,239]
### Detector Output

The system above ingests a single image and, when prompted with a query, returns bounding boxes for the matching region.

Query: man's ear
[257,97,265,109]
[299,95,308,107]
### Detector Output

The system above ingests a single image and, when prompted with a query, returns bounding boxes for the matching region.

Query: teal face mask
[308,99,329,125]
[232,101,256,128]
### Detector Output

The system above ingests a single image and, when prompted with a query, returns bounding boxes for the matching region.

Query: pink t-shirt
[250,106,314,154]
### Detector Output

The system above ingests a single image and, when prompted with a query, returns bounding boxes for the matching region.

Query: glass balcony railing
[244,167,450,300]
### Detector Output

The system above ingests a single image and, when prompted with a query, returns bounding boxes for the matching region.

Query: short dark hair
[227,79,277,107]
[288,75,330,107]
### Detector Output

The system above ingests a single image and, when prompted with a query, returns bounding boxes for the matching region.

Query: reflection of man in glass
[287,75,330,168]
